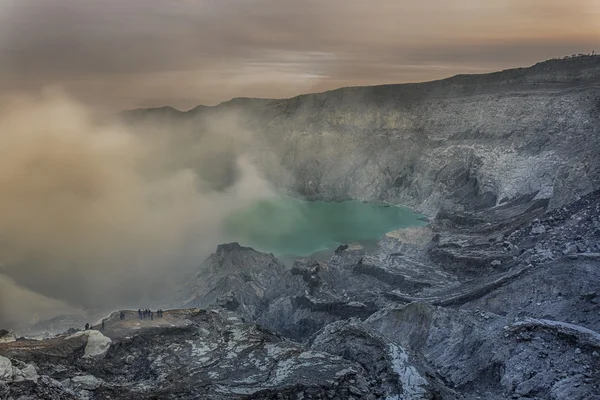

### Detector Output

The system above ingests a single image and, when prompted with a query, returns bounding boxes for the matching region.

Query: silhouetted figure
[101,319,105,331]
[120,311,125,320]
[138,309,142,319]
[84,323,90,330]
[150,311,154,321]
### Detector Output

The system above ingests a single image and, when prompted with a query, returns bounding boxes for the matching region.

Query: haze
[0,0,598,111]
[0,91,276,328]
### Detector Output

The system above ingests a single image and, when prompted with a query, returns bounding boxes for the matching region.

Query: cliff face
[125,56,600,215]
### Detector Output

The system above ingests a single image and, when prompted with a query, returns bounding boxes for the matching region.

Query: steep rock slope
[125,56,600,214]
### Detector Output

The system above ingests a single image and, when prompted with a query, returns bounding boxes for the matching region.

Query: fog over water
[0,91,276,329]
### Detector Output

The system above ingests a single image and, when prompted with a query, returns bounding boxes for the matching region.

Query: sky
[0,0,599,110]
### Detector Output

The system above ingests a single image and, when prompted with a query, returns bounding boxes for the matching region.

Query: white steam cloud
[0,90,274,329]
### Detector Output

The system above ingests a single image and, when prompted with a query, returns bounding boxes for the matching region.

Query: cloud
[0,90,274,328]
[0,0,597,110]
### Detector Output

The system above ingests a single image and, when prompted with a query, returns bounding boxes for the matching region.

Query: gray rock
[0,356,12,382]
[515,379,536,396]
[70,375,102,391]
[1,309,371,399]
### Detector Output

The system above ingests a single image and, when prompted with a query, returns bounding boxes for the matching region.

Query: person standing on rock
[101,319,105,331]
[85,323,89,330]
[150,311,154,320]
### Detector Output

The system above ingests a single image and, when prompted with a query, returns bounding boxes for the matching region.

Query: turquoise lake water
[223,196,427,258]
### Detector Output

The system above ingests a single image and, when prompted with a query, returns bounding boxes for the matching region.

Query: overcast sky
[0,0,598,110]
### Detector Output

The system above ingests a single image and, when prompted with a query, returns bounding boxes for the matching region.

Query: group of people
[81,308,167,332]
[138,308,165,320]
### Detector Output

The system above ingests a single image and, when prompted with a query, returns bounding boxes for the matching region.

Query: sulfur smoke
[0,91,275,329]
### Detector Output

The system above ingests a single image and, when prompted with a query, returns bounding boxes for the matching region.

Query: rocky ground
[1,57,600,399]
[0,310,374,399]
[2,188,599,399]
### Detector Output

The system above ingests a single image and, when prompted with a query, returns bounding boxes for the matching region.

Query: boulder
[70,374,102,391]
[0,356,12,382]
[66,330,112,358]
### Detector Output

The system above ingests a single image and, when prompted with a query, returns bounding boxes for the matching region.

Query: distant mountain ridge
[125,55,600,115]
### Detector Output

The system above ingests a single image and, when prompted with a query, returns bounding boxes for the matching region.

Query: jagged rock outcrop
[182,240,459,342]
[0,309,375,399]
[182,242,287,320]
[309,319,438,399]
[367,303,600,400]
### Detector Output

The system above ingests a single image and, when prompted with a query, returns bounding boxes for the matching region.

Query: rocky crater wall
[126,56,600,215]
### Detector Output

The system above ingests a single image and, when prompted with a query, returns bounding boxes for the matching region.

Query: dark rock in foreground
[0,309,374,399]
